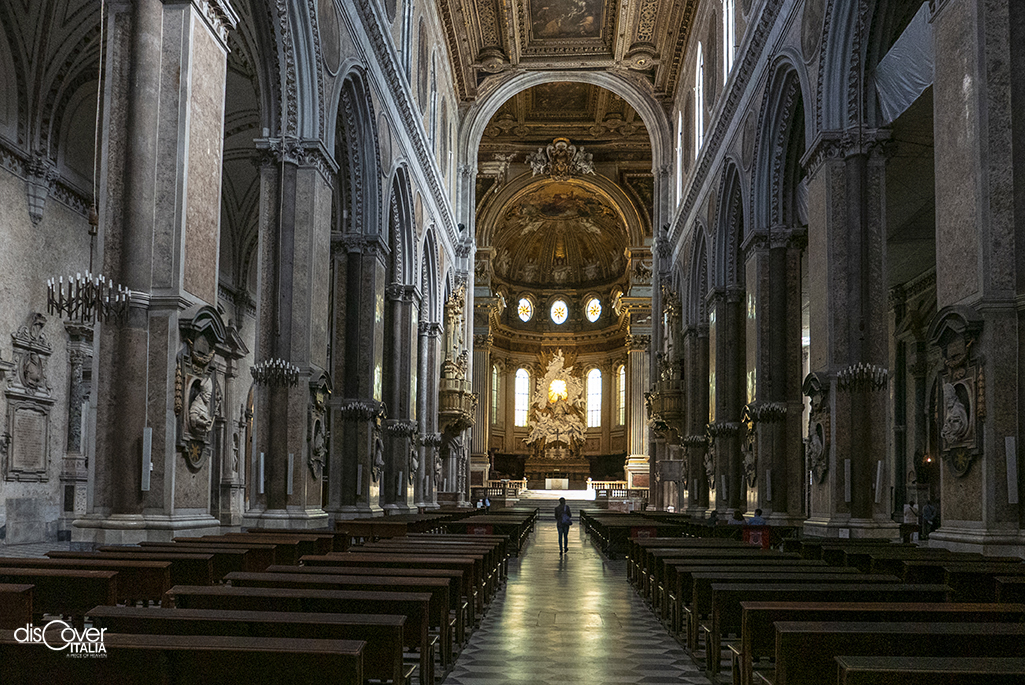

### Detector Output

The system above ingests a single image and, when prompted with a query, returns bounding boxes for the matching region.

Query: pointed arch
[420,227,441,324]
[387,165,415,286]
[336,69,382,238]
[753,56,812,230]
[713,163,746,289]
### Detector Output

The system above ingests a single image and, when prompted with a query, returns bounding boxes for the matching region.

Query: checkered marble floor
[442,520,711,685]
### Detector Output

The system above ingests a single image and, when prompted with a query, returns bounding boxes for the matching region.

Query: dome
[491,180,629,288]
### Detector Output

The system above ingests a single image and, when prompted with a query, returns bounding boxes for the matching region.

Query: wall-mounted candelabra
[46,272,131,325]
[250,358,301,387]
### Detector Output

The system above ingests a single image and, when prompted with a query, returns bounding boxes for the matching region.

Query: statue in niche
[444,285,466,361]
[939,382,970,446]
[309,419,326,480]
[408,443,419,485]
[583,261,599,280]
[495,251,511,276]
[806,423,826,483]
[372,434,385,483]
[187,376,215,436]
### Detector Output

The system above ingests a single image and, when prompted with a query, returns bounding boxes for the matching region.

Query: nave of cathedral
[1,0,1025,677]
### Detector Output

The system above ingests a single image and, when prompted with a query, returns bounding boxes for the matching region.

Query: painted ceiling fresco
[436,0,700,104]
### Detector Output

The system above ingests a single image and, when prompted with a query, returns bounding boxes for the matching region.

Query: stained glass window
[585,297,602,322]
[517,298,533,322]
[550,300,568,324]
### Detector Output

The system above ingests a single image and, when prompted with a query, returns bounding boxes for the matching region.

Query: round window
[585,297,602,322]
[550,300,568,324]
[517,298,533,322]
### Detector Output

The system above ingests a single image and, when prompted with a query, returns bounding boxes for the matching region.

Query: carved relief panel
[928,307,984,478]
[4,313,55,482]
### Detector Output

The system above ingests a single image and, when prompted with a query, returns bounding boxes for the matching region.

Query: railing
[485,479,528,497]
[587,480,629,491]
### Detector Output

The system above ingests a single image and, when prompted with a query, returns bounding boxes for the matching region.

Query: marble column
[326,235,388,519]
[927,0,1024,554]
[76,0,239,544]
[710,287,745,513]
[416,322,442,509]
[382,284,417,513]
[682,324,710,516]
[801,130,895,538]
[470,333,492,487]
[243,139,333,529]
[626,334,651,461]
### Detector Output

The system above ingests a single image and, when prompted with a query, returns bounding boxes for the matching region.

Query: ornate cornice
[625,334,651,350]
[800,129,892,179]
[194,0,240,45]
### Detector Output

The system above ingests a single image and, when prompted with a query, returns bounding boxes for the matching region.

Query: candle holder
[46,272,131,325]
[250,358,301,387]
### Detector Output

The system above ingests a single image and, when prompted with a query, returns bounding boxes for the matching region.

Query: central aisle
[443,512,712,685]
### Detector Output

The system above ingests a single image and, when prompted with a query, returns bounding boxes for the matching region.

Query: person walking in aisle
[555,497,572,553]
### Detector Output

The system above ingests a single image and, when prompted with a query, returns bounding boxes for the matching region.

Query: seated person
[728,510,746,525]
[747,508,766,525]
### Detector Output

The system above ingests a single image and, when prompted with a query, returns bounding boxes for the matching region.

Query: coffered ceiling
[437,0,700,105]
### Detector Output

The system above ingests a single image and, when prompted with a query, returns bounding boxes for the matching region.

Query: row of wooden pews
[622,531,1025,685]
[0,508,535,684]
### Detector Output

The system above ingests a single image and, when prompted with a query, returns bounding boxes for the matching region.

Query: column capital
[419,321,443,338]
[801,128,892,178]
[193,0,239,45]
[625,334,651,351]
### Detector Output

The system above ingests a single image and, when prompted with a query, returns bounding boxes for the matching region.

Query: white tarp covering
[874,2,934,124]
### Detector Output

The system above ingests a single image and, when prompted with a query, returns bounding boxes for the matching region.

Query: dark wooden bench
[706,583,951,676]
[835,655,1025,685]
[165,584,435,685]
[47,550,215,586]
[140,540,275,572]
[995,575,1025,603]
[0,557,170,605]
[172,537,294,566]
[0,629,364,685]
[89,605,410,684]
[265,563,470,646]
[694,572,898,673]
[0,569,118,622]
[244,528,344,552]
[0,584,32,629]
[357,541,502,596]
[224,571,454,668]
[941,562,1025,602]
[736,601,1025,685]
[644,548,799,605]
[758,621,1025,685]
[310,553,483,618]
[221,531,334,556]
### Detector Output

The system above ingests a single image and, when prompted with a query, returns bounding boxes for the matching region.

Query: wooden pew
[166,584,435,685]
[221,531,335,556]
[89,605,409,684]
[0,557,170,605]
[245,528,346,553]
[995,575,1025,603]
[309,553,482,618]
[644,547,799,605]
[835,655,1025,685]
[759,621,1025,685]
[47,550,215,587]
[139,540,275,572]
[941,562,1025,602]
[172,537,295,566]
[264,563,470,646]
[736,601,1025,685]
[0,584,32,629]
[224,571,454,668]
[358,540,503,594]
[706,583,951,676]
[0,569,118,622]
[0,630,365,685]
[694,572,899,674]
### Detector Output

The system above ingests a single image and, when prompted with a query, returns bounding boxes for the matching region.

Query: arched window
[617,364,626,425]
[723,0,736,79]
[491,364,500,425]
[695,42,705,158]
[676,111,684,205]
[587,368,602,428]
[514,368,530,427]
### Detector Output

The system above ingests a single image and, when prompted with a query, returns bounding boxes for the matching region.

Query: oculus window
[550,300,568,324]
[585,297,601,322]
[517,298,533,322]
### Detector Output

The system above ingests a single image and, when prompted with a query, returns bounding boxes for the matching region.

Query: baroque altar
[523,349,591,487]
